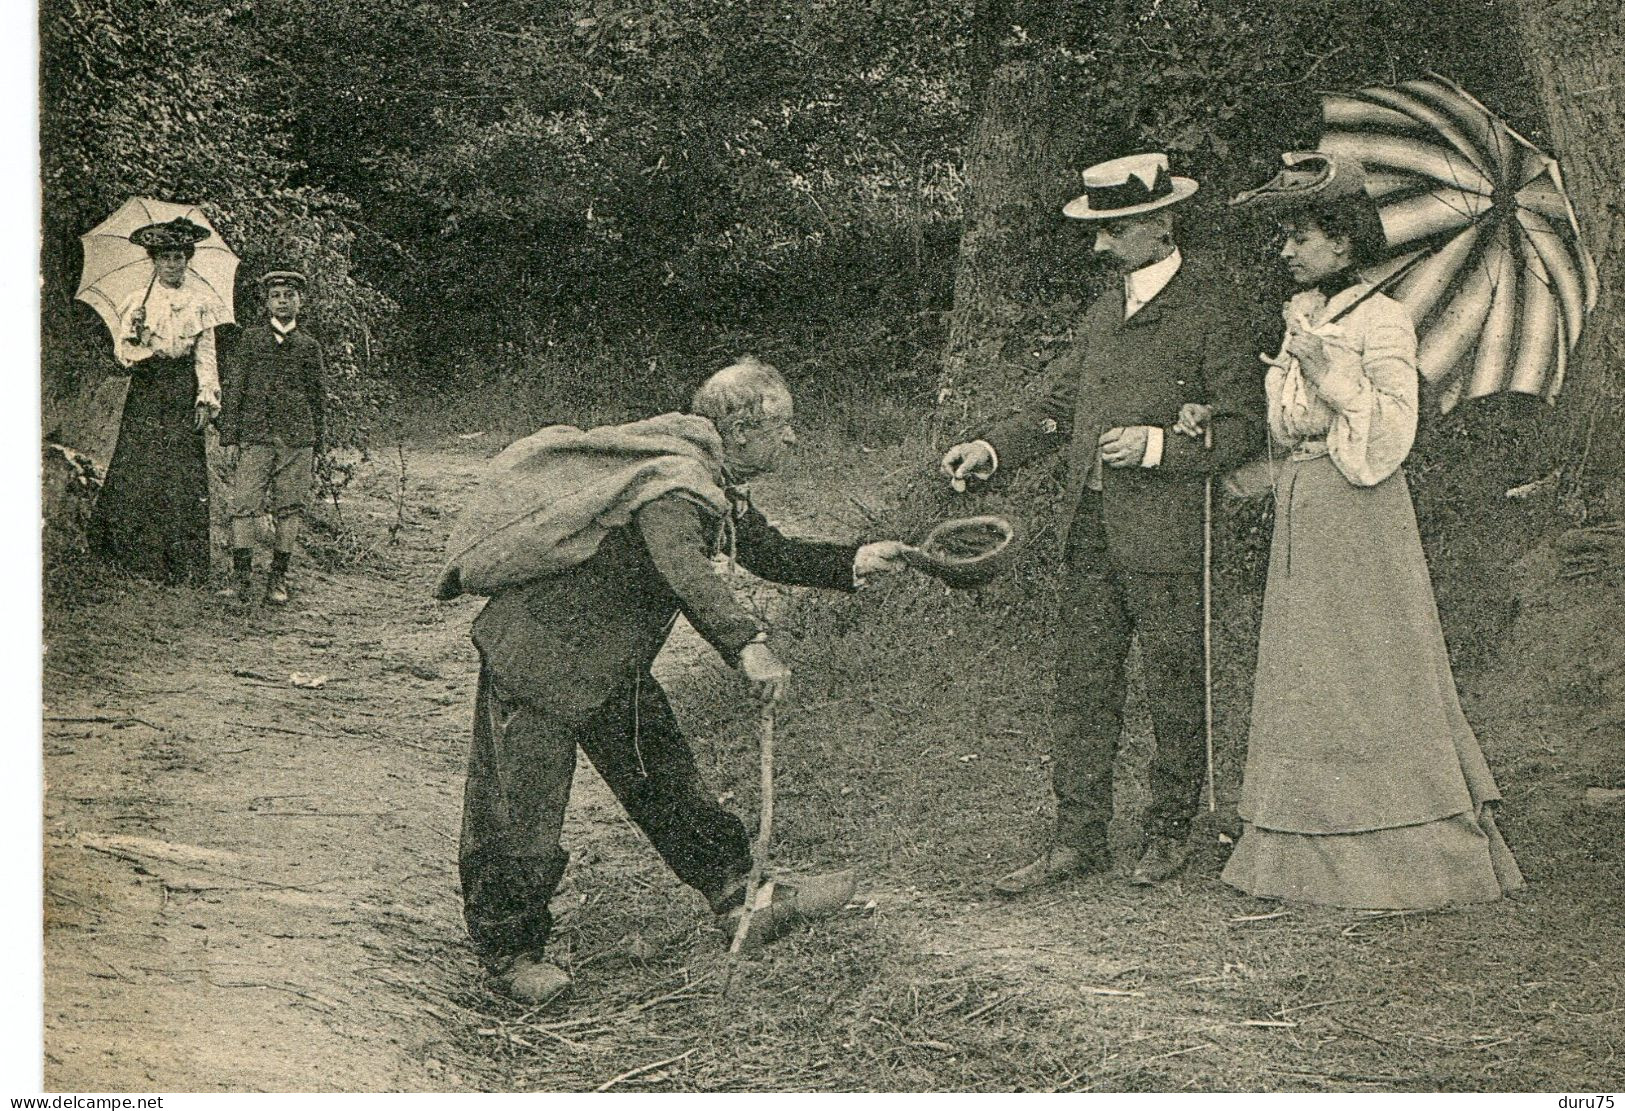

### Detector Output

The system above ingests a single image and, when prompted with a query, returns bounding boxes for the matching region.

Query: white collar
[1124,247,1182,314]
[270,317,298,336]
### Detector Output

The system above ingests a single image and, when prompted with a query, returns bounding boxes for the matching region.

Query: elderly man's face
[726,388,797,478]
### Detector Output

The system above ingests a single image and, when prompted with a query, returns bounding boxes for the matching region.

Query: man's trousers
[1050,498,1207,849]
[458,667,752,968]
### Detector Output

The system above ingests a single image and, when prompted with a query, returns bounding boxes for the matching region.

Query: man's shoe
[499,953,571,1006]
[1129,833,1191,887]
[720,869,857,953]
[263,572,290,606]
[992,844,1103,896]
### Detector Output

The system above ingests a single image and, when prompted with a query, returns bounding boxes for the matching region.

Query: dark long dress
[87,354,211,584]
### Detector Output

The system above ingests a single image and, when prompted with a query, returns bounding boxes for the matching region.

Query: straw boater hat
[128,217,211,250]
[1063,152,1199,220]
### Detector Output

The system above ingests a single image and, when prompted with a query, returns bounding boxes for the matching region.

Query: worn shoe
[498,953,571,1006]
[720,869,858,953]
[1129,833,1191,887]
[263,572,290,606]
[992,844,1106,896]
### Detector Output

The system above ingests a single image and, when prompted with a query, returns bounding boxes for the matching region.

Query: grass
[45,360,1624,1092]
[361,378,1622,1092]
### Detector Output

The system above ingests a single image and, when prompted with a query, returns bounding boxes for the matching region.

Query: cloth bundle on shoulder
[434,412,730,599]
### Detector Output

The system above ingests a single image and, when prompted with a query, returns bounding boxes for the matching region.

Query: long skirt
[1221,455,1523,910]
[87,355,211,585]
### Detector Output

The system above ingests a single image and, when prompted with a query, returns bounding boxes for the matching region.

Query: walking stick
[1203,427,1217,816]
[724,700,776,989]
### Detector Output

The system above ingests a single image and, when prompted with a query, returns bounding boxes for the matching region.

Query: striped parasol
[1318,73,1598,411]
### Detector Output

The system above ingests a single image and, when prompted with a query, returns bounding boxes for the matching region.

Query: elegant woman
[88,218,223,584]
[1220,157,1523,910]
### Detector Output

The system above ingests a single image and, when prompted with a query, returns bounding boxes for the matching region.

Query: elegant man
[941,153,1264,892]
[443,358,910,1005]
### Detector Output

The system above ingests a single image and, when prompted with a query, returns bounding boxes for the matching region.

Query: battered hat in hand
[902,515,1016,589]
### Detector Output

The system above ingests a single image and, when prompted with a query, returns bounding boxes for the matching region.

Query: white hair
[689,356,790,436]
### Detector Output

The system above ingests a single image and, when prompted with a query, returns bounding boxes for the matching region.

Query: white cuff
[1140,426,1164,468]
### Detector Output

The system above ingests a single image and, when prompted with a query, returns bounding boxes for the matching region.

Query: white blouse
[1266,284,1418,488]
[115,275,224,410]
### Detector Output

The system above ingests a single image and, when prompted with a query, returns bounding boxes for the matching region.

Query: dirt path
[44,435,821,1092]
[42,435,1625,1092]
[45,440,514,1090]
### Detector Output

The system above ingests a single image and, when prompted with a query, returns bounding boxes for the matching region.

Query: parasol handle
[1327,244,1438,326]
[127,270,158,339]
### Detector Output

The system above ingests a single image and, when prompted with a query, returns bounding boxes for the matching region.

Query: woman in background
[88,217,223,584]
[1219,153,1523,910]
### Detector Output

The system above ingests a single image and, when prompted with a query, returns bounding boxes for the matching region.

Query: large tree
[1505,0,1625,515]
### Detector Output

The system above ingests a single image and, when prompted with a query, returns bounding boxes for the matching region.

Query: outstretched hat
[1228,150,1368,210]
[128,217,211,250]
[901,515,1016,589]
[1063,153,1199,220]
[259,269,308,291]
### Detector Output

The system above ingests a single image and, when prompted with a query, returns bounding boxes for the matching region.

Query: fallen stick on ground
[45,715,163,730]
[960,993,1021,1022]
[594,1048,696,1092]
[252,811,391,818]
[210,978,339,1011]
[530,974,710,1033]
[229,720,318,738]
[1278,997,1360,1016]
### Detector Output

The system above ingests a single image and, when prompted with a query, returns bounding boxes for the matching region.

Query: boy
[219,269,326,605]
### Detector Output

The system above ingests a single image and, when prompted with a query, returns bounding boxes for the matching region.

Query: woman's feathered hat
[128,217,212,250]
[1228,150,1368,210]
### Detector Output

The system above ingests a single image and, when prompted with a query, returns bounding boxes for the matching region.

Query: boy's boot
[264,550,291,606]
[219,548,254,602]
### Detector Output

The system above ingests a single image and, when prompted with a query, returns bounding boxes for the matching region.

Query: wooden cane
[726,700,776,971]
[1203,427,1217,815]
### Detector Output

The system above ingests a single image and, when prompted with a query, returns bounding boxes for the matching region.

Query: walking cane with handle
[1203,425,1217,816]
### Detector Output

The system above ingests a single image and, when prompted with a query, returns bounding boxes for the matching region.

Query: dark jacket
[472,490,858,716]
[983,260,1263,573]
[219,322,326,448]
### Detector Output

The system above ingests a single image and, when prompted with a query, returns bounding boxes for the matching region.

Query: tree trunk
[934,2,1116,443]
[1505,0,1625,514]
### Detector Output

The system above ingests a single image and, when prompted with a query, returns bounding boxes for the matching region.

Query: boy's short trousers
[231,441,314,517]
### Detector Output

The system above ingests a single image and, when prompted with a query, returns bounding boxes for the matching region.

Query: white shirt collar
[270,317,298,336]
[1124,247,1182,318]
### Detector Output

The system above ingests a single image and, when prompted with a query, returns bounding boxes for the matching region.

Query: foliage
[245,0,971,365]
[40,0,1591,557]
[39,0,396,454]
